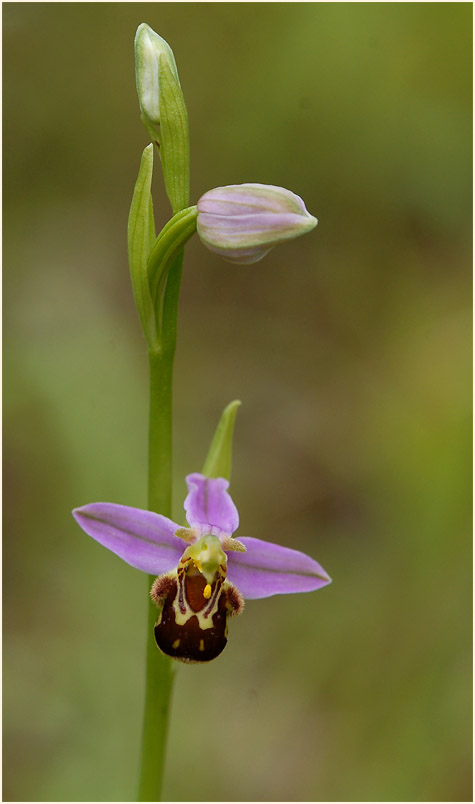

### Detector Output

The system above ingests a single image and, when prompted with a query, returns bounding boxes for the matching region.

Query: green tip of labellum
[202,400,241,481]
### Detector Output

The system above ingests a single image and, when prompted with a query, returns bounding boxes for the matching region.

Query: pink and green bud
[197,183,318,264]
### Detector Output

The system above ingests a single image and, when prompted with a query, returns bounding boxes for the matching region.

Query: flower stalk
[134,22,191,799]
[138,344,176,803]
[74,20,325,803]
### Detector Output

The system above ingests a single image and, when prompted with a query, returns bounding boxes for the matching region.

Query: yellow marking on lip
[203,583,212,599]
[199,639,205,652]
[172,639,181,649]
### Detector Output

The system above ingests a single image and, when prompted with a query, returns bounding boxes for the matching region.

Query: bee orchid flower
[73,473,331,663]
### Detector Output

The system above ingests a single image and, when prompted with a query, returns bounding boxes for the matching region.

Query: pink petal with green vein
[226,536,331,599]
[73,503,184,575]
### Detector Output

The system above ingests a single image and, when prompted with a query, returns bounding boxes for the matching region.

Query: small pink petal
[184,473,239,535]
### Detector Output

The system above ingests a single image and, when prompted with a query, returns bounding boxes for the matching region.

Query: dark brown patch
[154,583,230,663]
[184,571,209,612]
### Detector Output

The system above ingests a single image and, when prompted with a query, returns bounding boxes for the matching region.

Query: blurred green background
[3,3,472,801]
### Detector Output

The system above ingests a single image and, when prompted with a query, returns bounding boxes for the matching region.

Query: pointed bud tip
[135,22,151,39]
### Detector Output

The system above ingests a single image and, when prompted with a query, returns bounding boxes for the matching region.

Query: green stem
[137,251,184,801]
[147,205,197,310]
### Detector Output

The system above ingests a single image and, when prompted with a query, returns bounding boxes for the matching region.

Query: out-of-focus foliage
[3,3,472,801]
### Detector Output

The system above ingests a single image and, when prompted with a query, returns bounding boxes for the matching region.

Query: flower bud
[196,183,317,264]
[134,23,190,213]
[134,22,180,125]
